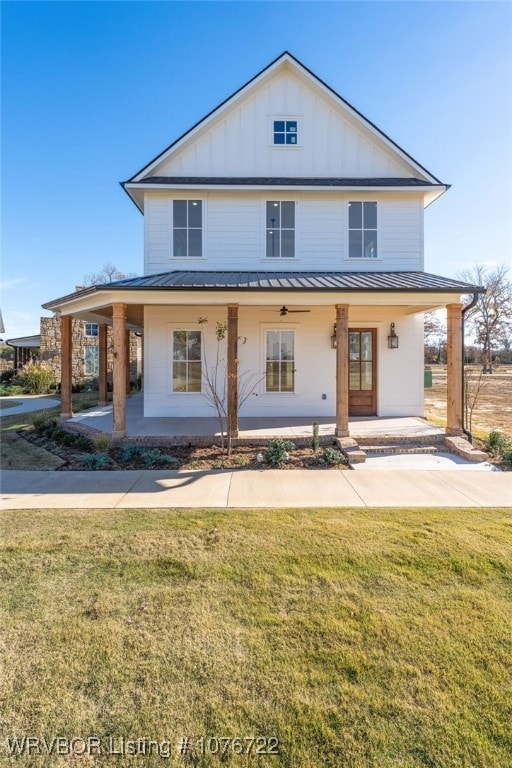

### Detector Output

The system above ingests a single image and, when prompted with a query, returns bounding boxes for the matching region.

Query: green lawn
[0,392,106,470]
[1,507,511,767]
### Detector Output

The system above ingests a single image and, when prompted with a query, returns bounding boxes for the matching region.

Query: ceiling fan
[279,305,311,316]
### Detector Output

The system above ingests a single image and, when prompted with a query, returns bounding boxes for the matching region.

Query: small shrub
[317,446,347,467]
[15,362,56,394]
[142,449,180,468]
[118,444,146,463]
[232,455,249,466]
[502,448,512,467]
[93,435,110,453]
[264,439,295,466]
[0,369,15,384]
[80,452,114,469]
[32,410,58,433]
[74,435,93,451]
[0,383,26,396]
[312,422,320,452]
[487,430,507,456]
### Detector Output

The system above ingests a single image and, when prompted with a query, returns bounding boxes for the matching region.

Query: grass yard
[1,507,511,767]
[0,393,106,470]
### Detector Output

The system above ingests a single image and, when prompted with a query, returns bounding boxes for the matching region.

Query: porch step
[363,443,443,455]
[356,434,445,447]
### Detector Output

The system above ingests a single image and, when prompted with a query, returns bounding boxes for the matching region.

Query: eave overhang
[121,178,449,214]
[42,271,485,316]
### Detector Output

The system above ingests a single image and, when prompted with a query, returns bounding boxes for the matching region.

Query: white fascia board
[126,183,446,210]
[52,289,464,315]
[126,183,445,192]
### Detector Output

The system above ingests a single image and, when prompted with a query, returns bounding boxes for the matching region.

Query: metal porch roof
[42,271,485,310]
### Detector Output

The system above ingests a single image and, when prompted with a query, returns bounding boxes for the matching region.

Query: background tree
[458,263,512,374]
[424,311,446,364]
[82,262,137,287]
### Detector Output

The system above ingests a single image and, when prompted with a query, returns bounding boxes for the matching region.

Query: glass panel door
[348,329,376,415]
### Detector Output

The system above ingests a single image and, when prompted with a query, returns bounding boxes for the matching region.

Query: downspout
[461,293,479,444]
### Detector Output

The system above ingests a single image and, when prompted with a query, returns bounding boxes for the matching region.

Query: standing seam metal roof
[42,271,485,310]
[92,270,484,292]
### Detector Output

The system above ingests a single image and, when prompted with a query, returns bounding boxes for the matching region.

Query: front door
[349,329,377,416]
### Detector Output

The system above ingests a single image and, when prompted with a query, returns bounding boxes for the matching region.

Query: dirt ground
[20,429,348,471]
[424,365,512,436]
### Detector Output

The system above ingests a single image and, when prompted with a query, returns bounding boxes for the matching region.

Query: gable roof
[126,51,445,187]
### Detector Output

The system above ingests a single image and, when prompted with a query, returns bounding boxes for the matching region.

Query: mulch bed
[19,428,348,471]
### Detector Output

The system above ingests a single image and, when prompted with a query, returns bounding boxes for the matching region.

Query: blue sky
[1,0,511,338]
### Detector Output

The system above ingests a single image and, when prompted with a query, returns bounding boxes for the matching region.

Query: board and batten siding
[144,191,424,274]
[143,305,424,419]
[153,69,412,179]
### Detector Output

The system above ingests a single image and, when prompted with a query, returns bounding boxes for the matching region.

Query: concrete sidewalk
[1,468,511,509]
[0,395,60,417]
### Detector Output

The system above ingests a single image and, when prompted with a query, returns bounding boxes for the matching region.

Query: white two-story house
[43,52,483,439]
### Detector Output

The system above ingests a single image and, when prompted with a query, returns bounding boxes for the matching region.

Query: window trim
[170,328,203,394]
[171,198,205,260]
[84,322,99,337]
[264,200,297,260]
[263,328,296,394]
[347,200,378,260]
[269,116,302,148]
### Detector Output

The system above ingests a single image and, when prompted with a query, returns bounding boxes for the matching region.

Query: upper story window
[348,201,378,259]
[266,201,295,259]
[173,200,202,258]
[273,120,298,145]
[84,322,99,337]
[172,329,202,392]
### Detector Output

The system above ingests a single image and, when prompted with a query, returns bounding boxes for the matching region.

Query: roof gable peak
[127,52,444,189]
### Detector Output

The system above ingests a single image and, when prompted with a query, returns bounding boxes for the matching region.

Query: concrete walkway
[0,395,60,416]
[1,468,511,509]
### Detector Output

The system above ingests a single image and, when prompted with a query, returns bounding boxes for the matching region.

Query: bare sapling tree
[464,367,487,435]
[198,317,265,454]
[458,263,512,374]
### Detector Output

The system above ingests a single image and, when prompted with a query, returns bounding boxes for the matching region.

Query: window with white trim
[172,330,202,392]
[348,201,378,258]
[83,346,99,376]
[273,120,298,145]
[266,201,295,259]
[265,330,295,392]
[173,200,202,258]
[84,322,99,337]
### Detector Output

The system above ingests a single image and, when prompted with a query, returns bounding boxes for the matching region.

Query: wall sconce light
[331,323,337,349]
[388,322,399,349]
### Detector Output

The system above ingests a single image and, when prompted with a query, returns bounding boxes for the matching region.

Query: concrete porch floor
[68,393,445,441]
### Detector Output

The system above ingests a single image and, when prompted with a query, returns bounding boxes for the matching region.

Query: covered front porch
[42,270,485,443]
[68,391,445,443]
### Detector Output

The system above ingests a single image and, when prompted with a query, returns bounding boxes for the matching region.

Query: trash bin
[424,367,433,388]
